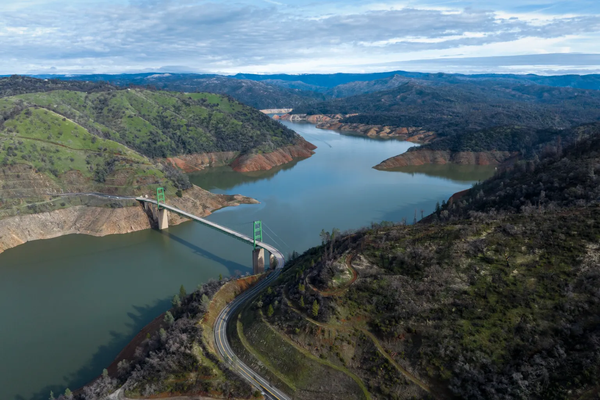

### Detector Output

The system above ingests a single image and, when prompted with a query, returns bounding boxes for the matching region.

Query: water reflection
[383,164,497,183]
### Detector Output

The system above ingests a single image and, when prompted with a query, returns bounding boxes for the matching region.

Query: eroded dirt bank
[374,149,516,169]
[231,139,316,172]
[0,186,258,255]
[164,140,316,174]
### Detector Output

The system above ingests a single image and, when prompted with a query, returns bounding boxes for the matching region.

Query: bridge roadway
[136,198,291,400]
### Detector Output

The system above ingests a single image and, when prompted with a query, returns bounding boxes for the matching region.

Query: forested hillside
[230,131,600,399]
[435,122,600,219]
[293,81,600,136]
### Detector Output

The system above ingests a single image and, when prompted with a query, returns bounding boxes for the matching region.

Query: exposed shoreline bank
[164,139,317,174]
[374,149,518,170]
[274,113,436,143]
[0,185,258,256]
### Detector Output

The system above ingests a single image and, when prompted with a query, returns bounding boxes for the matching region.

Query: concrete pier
[158,208,169,230]
[253,248,265,274]
[270,254,277,270]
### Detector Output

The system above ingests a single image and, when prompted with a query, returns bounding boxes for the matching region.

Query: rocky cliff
[274,113,435,143]
[374,149,516,169]
[0,186,258,255]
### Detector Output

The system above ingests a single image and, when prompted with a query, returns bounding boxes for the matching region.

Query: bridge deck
[137,198,281,258]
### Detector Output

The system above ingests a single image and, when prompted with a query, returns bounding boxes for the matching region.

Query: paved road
[136,198,291,400]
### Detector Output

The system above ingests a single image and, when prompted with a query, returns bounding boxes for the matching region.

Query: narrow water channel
[0,120,494,400]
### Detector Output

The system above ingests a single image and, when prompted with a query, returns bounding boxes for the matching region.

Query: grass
[229,296,368,400]
[0,102,179,217]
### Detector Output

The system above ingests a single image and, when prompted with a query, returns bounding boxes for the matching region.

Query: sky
[0,0,599,75]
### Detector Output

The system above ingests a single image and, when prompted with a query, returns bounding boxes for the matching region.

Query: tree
[312,300,319,318]
[64,388,73,399]
[219,273,223,281]
[300,296,305,308]
[267,304,274,317]
[179,284,187,299]
[172,294,181,308]
[201,294,210,308]
[164,311,175,325]
[102,368,108,378]
[49,391,55,400]
[320,229,330,244]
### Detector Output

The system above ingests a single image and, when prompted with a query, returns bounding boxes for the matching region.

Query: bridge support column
[270,254,277,270]
[158,208,169,230]
[253,248,265,274]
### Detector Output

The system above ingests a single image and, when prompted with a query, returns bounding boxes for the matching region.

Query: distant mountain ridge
[18,70,600,111]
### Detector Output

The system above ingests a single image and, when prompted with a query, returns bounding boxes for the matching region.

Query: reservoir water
[0,121,494,400]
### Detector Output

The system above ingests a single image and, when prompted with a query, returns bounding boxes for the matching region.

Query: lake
[0,120,494,399]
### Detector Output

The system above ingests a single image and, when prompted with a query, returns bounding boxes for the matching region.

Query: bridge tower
[156,187,169,230]
[252,221,264,274]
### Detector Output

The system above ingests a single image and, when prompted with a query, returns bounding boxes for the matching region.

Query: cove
[0,120,494,400]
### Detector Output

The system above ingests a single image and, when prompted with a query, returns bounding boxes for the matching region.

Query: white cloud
[0,0,597,74]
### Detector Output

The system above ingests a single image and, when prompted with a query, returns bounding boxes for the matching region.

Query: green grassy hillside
[0,97,179,218]
[12,88,300,158]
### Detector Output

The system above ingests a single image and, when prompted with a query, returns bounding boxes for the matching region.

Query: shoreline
[274,113,435,143]
[0,186,259,256]
[164,140,317,174]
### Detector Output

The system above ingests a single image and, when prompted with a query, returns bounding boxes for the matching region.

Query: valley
[0,120,492,400]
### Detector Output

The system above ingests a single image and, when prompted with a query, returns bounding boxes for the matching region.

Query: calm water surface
[0,121,494,399]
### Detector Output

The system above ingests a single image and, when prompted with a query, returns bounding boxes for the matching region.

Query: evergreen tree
[312,300,319,318]
[267,304,274,317]
[172,294,181,308]
[102,368,108,378]
[49,391,55,400]
[64,388,73,399]
[300,296,305,308]
[164,311,175,325]
[179,284,187,299]
[219,273,223,281]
